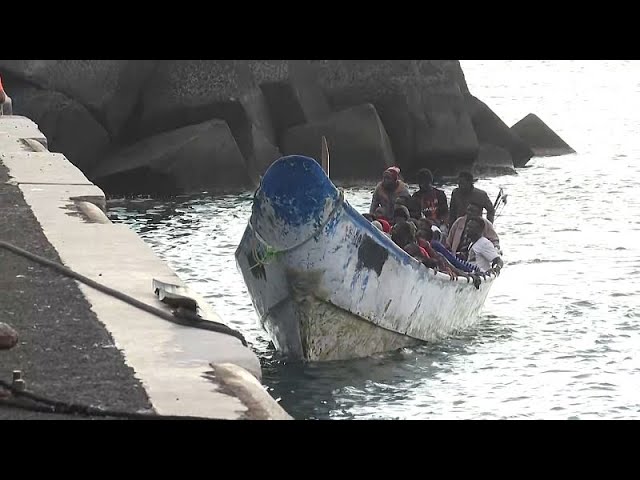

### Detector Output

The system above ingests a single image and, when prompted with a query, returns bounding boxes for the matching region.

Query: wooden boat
[235,154,499,362]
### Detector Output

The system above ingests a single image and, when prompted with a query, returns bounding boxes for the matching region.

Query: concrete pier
[0,115,290,420]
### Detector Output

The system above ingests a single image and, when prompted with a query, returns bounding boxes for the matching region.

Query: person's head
[407,196,423,219]
[393,205,410,225]
[416,228,433,243]
[417,168,434,191]
[417,218,433,233]
[457,171,475,193]
[391,221,416,247]
[363,213,375,222]
[466,202,483,218]
[374,206,386,220]
[382,166,401,190]
[466,216,485,241]
[372,220,383,232]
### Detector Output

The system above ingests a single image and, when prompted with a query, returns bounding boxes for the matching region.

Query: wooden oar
[321,136,330,178]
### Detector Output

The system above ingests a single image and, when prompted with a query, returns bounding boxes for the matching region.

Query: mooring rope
[0,379,217,420]
[0,240,248,346]
[248,189,345,270]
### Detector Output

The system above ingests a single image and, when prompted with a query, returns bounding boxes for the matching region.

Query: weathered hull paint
[236,155,498,362]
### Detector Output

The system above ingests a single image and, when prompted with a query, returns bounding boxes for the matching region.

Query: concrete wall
[0,114,290,420]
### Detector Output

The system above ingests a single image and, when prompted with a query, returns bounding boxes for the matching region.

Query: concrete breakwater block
[282,103,395,180]
[91,119,252,195]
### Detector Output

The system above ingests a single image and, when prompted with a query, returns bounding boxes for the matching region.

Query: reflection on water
[108,61,640,419]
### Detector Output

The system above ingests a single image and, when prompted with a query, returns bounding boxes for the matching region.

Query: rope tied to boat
[249,189,345,270]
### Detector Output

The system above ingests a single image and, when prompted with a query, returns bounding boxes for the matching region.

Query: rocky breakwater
[0,60,575,195]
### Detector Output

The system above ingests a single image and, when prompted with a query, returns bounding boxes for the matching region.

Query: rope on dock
[0,240,248,346]
[0,379,217,420]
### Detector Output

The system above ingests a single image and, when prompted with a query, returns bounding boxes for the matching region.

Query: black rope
[0,380,218,420]
[0,240,248,346]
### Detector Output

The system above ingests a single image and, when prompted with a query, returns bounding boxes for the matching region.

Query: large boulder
[6,83,109,171]
[282,103,395,180]
[511,113,575,160]
[410,85,479,176]
[466,95,534,168]
[306,60,477,173]
[472,144,516,177]
[90,119,252,195]
[0,60,155,138]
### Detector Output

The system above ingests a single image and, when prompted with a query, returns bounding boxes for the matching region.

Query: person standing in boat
[411,169,448,228]
[448,172,495,227]
[465,217,503,274]
[369,166,410,220]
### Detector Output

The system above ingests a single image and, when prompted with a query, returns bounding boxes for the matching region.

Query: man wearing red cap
[369,166,410,220]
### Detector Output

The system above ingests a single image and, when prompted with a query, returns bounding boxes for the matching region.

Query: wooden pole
[321,136,330,178]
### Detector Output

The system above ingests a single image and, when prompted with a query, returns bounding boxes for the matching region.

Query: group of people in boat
[365,166,503,281]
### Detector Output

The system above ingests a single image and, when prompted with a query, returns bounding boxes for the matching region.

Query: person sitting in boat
[390,222,437,268]
[391,219,416,248]
[449,172,495,227]
[447,202,500,257]
[465,217,503,274]
[412,168,448,228]
[369,166,410,220]
[392,205,411,226]
[373,206,392,233]
[368,219,391,237]
[417,226,477,277]
[404,242,438,269]
[395,220,477,281]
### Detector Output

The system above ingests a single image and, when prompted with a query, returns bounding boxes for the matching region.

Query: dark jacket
[369,181,411,219]
[411,188,449,225]
[449,187,495,225]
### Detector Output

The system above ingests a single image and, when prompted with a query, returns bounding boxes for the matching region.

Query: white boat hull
[236,155,497,361]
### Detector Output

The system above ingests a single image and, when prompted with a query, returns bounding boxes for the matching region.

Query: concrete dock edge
[0,115,291,420]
